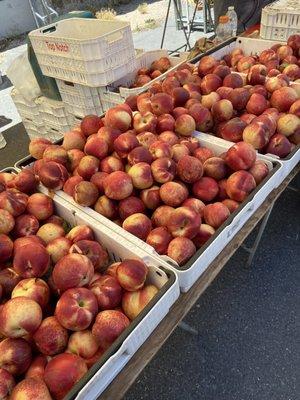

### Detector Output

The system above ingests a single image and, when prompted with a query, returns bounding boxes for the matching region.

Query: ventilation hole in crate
[156,270,163,277]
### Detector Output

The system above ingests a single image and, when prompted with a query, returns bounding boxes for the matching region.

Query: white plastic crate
[22,117,48,140]
[11,88,40,120]
[15,133,283,292]
[98,50,188,110]
[260,0,300,41]
[29,19,136,86]
[0,174,179,399]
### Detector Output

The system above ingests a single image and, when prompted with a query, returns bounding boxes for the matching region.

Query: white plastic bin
[260,0,300,41]
[29,19,136,86]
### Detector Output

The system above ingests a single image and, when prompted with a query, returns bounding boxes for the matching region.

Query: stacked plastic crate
[29,18,137,119]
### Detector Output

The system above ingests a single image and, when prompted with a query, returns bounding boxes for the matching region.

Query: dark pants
[213,0,273,33]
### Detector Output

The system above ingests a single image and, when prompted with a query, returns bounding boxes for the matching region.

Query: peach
[53,253,94,292]
[182,198,205,216]
[211,99,233,122]
[242,122,270,150]
[240,113,256,124]
[174,68,192,84]
[26,193,53,221]
[0,209,14,234]
[0,268,21,297]
[172,144,190,162]
[122,285,158,320]
[113,132,139,158]
[89,275,122,310]
[140,186,161,210]
[151,157,176,183]
[43,145,68,166]
[246,93,268,115]
[159,181,188,207]
[156,114,175,133]
[83,135,108,160]
[99,157,123,174]
[167,237,196,265]
[221,199,239,213]
[0,338,32,376]
[223,73,243,88]
[73,181,99,207]
[66,225,94,243]
[136,131,157,148]
[217,179,228,200]
[213,64,231,79]
[118,196,145,220]
[10,377,51,400]
[158,131,179,146]
[0,189,28,217]
[201,91,221,109]
[193,147,214,163]
[192,224,215,248]
[198,56,218,76]
[203,202,230,229]
[12,214,39,238]
[81,115,103,136]
[219,117,246,142]
[151,93,174,116]
[200,74,222,95]
[122,213,152,240]
[69,240,108,271]
[33,316,68,356]
[185,98,201,108]
[149,82,163,94]
[277,45,293,61]
[0,297,42,338]
[290,99,300,117]
[248,160,269,184]
[103,171,133,200]
[177,155,203,183]
[13,242,50,278]
[92,310,129,349]
[97,126,121,152]
[62,130,86,151]
[225,142,256,171]
[151,56,171,72]
[0,368,15,398]
[134,74,151,86]
[46,237,72,264]
[254,114,277,136]
[174,111,198,139]
[249,84,268,98]
[192,177,219,202]
[227,171,256,202]
[94,195,118,219]
[167,206,201,239]
[136,93,152,113]
[146,227,172,255]
[171,87,190,107]
[116,259,147,291]
[36,222,65,245]
[88,172,108,194]
[67,330,99,360]
[25,355,47,380]
[162,76,180,95]
[38,161,69,190]
[44,353,87,399]
[227,87,250,111]
[66,149,84,172]
[133,112,157,134]
[8,169,37,194]
[179,137,200,153]
[127,146,153,165]
[62,176,82,197]
[0,234,13,263]
[259,49,279,65]
[76,155,99,180]
[270,87,298,112]
[203,157,227,180]
[11,278,49,309]
[151,205,174,227]
[277,113,300,137]
[29,138,52,159]
[33,160,46,179]
[247,64,267,85]
[266,133,292,158]
[55,287,98,331]
[188,101,213,132]
[287,34,300,53]
[104,107,132,132]
[237,56,255,73]
[149,141,172,159]
[216,86,233,99]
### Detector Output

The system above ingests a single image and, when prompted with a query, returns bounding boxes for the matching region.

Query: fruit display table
[99,163,299,400]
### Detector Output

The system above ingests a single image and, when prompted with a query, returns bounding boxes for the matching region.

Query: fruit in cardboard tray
[225,142,256,171]
[211,99,233,122]
[118,196,145,220]
[159,181,188,207]
[92,310,130,349]
[192,177,219,202]
[122,285,159,320]
[38,161,69,190]
[226,170,256,202]
[94,195,118,219]
[140,186,161,210]
[149,140,172,159]
[36,222,65,244]
[13,242,50,278]
[200,74,222,94]
[69,240,108,271]
[171,144,190,162]
[44,353,88,400]
[249,160,269,184]
[270,87,298,112]
[167,237,196,265]
[0,189,28,217]
[0,297,42,338]
[223,73,243,88]
[66,225,94,243]
[62,130,86,151]
[203,202,230,229]
[0,209,15,234]
[89,275,122,310]
[167,206,201,239]
[151,93,174,115]
[103,171,133,200]
[177,155,203,183]
[242,122,270,150]
[276,113,300,137]
[116,259,148,291]
[73,181,99,207]
[266,133,292,157]
[198,55,218,76]
[174,114,196,136]
[192,224,215,248]
[10,377,52,400]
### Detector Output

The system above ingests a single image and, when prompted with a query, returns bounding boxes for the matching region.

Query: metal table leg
[241,203,274,268]
[178,321,199,335]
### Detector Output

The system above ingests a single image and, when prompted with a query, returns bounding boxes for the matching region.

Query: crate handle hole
[155,271,163,277]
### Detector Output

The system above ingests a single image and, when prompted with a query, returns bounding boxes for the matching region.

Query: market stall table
[99,163,299,400]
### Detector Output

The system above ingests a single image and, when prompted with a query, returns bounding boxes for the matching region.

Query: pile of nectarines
[0,173,159,399]
[131,56,173,87]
